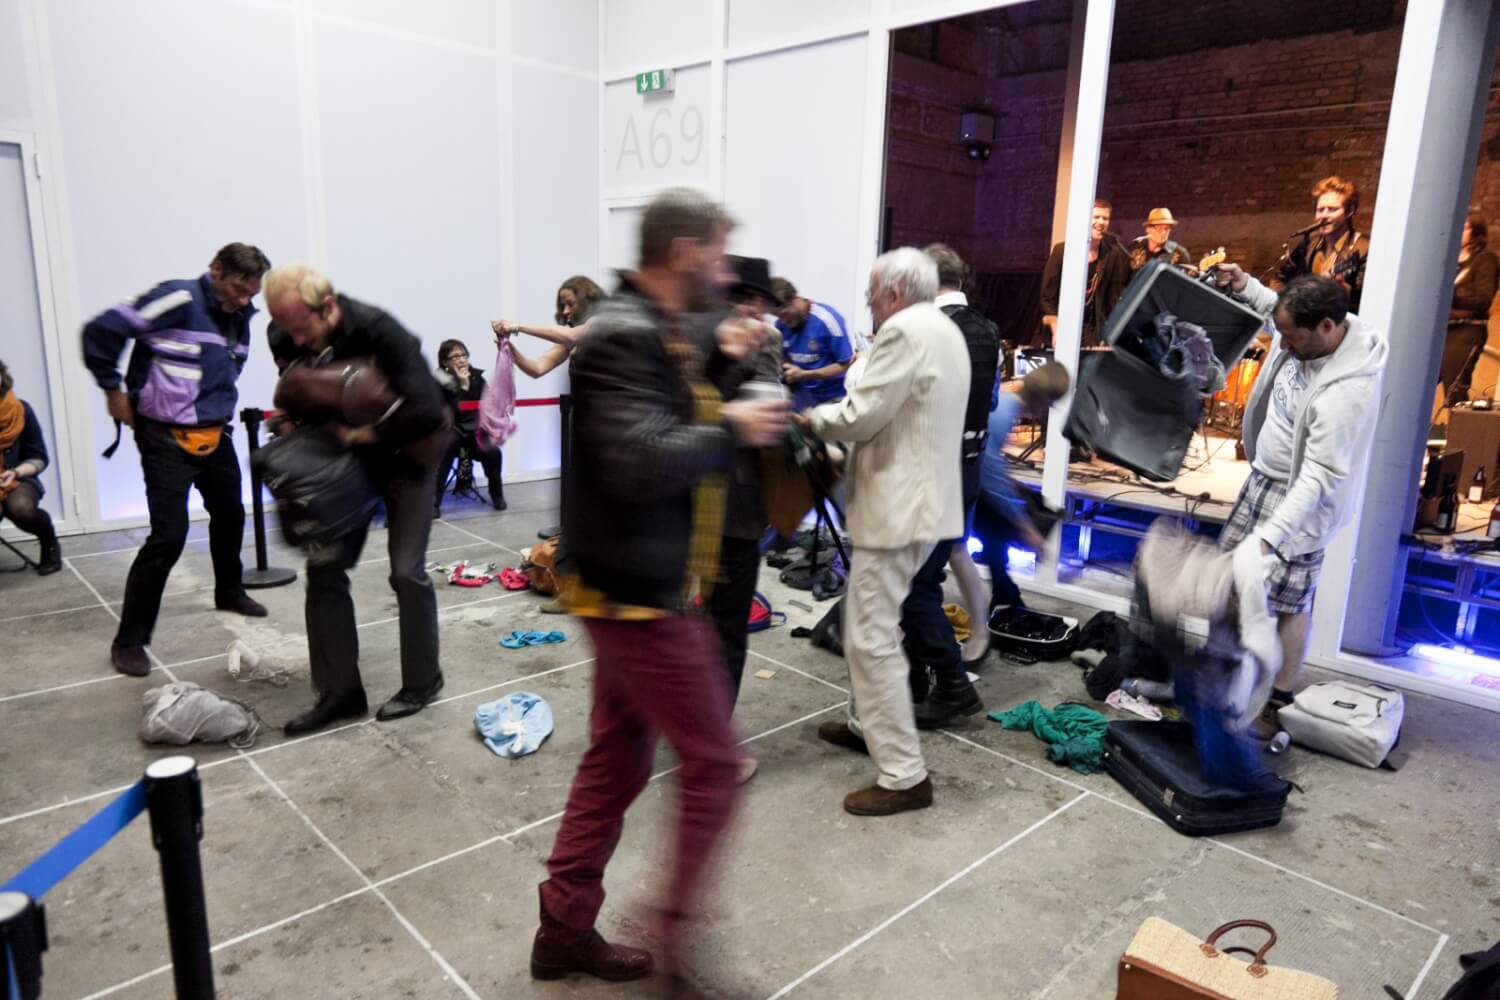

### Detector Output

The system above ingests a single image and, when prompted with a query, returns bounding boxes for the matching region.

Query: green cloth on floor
[989,700,1110,774]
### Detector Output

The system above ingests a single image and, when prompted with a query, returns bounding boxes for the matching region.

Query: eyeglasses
[446,353,469,363]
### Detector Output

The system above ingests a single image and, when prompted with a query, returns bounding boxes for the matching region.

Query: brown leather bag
[523,537,561,596]
[273,359,450,468]
[1117,918,1338,1000]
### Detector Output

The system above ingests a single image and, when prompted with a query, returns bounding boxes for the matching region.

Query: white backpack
[1278,680,1403,768]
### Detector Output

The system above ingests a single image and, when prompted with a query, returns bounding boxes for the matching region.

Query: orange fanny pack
[170,426,224,456]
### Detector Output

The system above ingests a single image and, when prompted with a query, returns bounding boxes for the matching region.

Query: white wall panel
[512,0,597,72]
[506,63,600,474]
[603,0,714,75]
[602,63,711,193]
[604,204,644,275]
[47,0,307,522]
[727,0,870,50]
[723,37,870,336]
[0,0,31,122]
[315,23,502,397]
[309,0,496,50]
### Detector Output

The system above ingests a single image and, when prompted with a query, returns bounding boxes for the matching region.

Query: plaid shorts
[1218,470,1324,614]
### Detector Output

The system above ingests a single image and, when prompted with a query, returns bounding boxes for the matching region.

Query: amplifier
[1447,407,1500,499]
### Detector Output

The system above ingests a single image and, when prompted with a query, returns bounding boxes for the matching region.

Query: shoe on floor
[375,673,445,721]
[538,524,561,540]
[843,776,934,816]
[285,689,369,737]
[914,681,985,731]
[215,590,268,617]
[1250,700,1288,742]
[736,757,759,785]
[817,720,869,755]
[36,536,62,576]
[531,904,654,982]
[539,598,568,614]
[432,507,442,520]
[491,492,508,512]
[110,642,151,677]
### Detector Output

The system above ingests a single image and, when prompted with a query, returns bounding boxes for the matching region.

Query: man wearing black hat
[706,255,784,784]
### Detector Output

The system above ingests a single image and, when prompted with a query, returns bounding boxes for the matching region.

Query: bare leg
[947,545,989,661]
[1275,611,1312,691]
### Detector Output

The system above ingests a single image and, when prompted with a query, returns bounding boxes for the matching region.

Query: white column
[1330,0,1500,656]
[1037,0,1113,589]
[1049,0,1089,248]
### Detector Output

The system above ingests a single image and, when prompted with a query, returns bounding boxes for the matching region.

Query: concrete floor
[0,479,1496,999]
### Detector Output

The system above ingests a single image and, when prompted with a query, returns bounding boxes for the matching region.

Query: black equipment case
[1102,720,1291,836]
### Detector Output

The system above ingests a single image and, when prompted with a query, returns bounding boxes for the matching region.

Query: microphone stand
[1432,342,1483,435]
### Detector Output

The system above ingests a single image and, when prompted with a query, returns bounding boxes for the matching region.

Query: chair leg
[0,534,39,572]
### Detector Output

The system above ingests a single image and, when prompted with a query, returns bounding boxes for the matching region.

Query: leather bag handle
[1202,920,1277,977]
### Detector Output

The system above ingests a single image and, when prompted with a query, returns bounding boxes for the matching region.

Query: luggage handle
[1202,920,1277,977]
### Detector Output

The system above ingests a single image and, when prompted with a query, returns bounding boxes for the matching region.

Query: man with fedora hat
[705,255,785,783]
[1129,207,1193,271]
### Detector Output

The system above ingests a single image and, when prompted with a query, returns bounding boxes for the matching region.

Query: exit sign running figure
[635,68,675,94]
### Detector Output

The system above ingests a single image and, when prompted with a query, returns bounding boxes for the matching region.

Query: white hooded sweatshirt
[1236,276,1390,557]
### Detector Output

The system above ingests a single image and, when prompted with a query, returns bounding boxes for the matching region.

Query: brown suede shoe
[530,910,654,983]
[843,776,934,816]
[817,720,869,755]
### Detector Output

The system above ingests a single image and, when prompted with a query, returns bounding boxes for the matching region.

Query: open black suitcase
[1102,720,1291,836]
[1064,261,1266,481]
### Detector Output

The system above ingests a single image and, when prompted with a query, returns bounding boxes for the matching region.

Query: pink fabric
[475,342,518,451]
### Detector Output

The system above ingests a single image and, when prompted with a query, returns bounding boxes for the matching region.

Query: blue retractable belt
[1,781,148,900]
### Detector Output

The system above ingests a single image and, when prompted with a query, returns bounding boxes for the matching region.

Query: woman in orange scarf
[0,360,61,574]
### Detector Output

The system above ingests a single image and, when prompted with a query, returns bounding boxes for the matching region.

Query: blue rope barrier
[1,781,147,900]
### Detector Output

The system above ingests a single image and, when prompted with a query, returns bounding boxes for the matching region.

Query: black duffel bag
[252,424,380,555]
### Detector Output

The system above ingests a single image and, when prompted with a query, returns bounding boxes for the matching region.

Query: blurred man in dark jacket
[263,263,450,735]
[532,189,787,990]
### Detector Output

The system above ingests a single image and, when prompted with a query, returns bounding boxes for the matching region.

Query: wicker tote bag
[1118,917,1338,1000]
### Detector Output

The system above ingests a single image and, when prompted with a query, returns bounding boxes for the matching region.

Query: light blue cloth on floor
[474,692,554,759]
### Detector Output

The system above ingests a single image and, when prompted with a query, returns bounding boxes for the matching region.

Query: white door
[0,137,74,533]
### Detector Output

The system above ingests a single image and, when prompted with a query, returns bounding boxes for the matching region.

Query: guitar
[1183,247,1227,281]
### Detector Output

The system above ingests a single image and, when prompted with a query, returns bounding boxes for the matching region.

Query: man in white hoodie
[1213,265,1389,737]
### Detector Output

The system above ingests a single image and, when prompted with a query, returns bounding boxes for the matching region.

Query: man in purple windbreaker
[82,243,273,677]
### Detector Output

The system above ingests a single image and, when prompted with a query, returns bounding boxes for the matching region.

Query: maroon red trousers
[540,614,741,934]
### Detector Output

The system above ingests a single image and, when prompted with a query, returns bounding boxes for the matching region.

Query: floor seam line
[442,519,523,557]
[764,791,1090,999]
[1407,932,1449,1000]
[242,755,485,1000]
[747,648,849,694]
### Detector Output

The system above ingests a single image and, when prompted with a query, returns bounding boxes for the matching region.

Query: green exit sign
[635,68,675,94]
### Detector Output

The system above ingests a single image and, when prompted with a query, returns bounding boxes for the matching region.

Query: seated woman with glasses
[434,339,506,515]
[0,359,62,574]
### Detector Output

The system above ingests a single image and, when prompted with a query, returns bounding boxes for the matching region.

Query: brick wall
[888,0,1500,290]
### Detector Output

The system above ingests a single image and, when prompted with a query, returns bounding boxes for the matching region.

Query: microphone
[1290,220,1323,237]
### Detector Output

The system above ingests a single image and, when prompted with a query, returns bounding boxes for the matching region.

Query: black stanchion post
[0,891,46,1000]
[144,757,214,1000]
[238,407,297,589]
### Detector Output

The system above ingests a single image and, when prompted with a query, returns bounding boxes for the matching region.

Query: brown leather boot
[843,776,934,816]
[817,720,868,755]
[530,904,654,982]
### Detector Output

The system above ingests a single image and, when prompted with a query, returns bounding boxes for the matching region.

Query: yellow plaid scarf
[663,327,727,601]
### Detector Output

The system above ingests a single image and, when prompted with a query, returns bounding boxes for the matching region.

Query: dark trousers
[1440,323,1487,405]
[116,421,245,647]
[972,491,1024,610]
[305,468,439,695]
[707,535,762,708]
[542,615,739,942]
[901,537,961,699]
[1,481,55,544]
[434,429,503,508]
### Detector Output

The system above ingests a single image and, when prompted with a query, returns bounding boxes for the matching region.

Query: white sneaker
[736,757,759,785]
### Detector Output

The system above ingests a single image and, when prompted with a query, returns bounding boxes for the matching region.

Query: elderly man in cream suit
[797,247,970,817]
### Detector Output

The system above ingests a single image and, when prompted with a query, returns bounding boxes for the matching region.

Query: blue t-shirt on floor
[778,301,852,407]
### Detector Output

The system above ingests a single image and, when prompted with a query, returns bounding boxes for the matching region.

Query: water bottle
[1267,730,1291,755]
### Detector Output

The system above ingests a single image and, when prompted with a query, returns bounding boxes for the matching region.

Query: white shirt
[1252,354,1327,482]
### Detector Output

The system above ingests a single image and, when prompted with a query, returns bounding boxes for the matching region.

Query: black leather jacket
[564,277,743,610]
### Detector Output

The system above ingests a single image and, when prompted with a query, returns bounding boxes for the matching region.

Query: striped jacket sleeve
[81,283,194,391]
